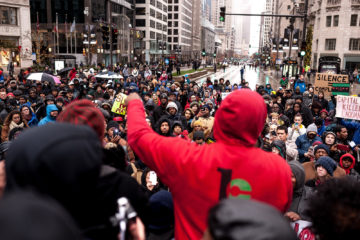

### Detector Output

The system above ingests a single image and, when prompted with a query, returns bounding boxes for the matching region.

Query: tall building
[201,17,215,64]
[135,0,168,63]
[234,2,252,56]
[309,0,360,72]
[191,0,202,59]
[168,0,192,61]
[30,0,134,66]
[262,0,275,49]
[0,0,32,69]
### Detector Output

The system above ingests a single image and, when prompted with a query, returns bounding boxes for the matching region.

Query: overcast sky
[232,0,266,54]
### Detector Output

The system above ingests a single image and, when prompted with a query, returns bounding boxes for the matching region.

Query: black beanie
[106,121,119,131]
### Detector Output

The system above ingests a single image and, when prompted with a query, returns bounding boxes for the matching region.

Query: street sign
[165,58,169,65]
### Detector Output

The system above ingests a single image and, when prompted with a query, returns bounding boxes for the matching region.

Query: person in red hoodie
[339,153,359,176]
[126,89,293,240]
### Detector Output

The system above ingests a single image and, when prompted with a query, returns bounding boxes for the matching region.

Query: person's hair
[277,125,288,134]
[311,101,322,110]
[295,96,303,102]
[294,113,302,120]
[335,124,346,134]
[183,108,194,119]
[3,110,27,127]
[8,127,24,141]
[307,177,360,240]
[270,112,279,119]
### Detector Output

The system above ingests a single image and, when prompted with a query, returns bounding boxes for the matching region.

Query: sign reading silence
[336,95,360,121]
[314,73,349,98]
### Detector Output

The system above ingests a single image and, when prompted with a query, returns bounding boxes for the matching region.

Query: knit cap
[315,156,337,176]
[57,99,105,141]
[306,123,318,133]
[314,144,330,155]
[166,102,178,112]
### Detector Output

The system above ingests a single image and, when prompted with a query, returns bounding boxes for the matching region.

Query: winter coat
[302,160,346,182]
[288,124,306,143]
[294,80,306,93]
[38,104,58,126]
[339,153,360,176]
[127,90,293,240]
[20,103,39,127]
[295,134,322,163]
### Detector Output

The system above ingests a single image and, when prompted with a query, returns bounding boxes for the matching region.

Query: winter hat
[288,161,305,191]
[166,102,178,112]
[306,123,318,134]
[148,190,174,231]
[193,120,203,127]
[314,144,330,155]
[57,99,106,141]
[201,104,211,111]
[271,140,286,159]
[172,121,183,131]
[323,131,336,139]
[193,131,205,140]
[190,102,200,108]
[340,153,356,174]
[315,156,337,176]
[106,121,119,131]
[160,93,168,100]
[320,109,328,115]
[208,199,297,240]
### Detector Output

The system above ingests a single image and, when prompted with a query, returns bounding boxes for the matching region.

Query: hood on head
[156,117,172,136]
[288,161,305,191]
[340,153,356,171]
[271,140,286,159]
[46,104,58,117]
[5,123,102,221]
[213,89,267,147]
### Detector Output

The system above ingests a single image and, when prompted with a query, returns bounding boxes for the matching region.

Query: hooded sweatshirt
[340,153,358,175]
[127,89,293,239]
[38,104,58,126]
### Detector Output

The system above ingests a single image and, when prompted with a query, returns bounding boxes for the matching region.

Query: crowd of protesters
[0,63,359,240]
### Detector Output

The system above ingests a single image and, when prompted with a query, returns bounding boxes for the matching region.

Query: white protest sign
[336,95,360,121]
[291,220,315,240]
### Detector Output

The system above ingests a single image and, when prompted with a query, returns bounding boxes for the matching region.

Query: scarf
[9,121,24,131]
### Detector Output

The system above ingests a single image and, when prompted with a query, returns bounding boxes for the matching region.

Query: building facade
[168,0,192,61]
[201,17,215,64]
[0,0,32,69]
[191,0,202,59]
[135,0,168,63]
[309,0,360,72]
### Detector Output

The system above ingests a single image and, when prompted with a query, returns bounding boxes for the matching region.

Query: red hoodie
[340,153,356,174]
[127,89,293,240]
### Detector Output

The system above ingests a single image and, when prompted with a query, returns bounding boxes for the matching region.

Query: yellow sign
[111,93,127,115]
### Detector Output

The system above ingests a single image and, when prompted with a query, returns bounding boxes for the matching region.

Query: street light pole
[300,0,309,72]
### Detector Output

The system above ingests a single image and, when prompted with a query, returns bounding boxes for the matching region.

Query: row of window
[325,14,360,27]
[168,6,179,11]
[324,38,360,51]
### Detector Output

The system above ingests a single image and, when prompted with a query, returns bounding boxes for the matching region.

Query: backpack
[130,162,143,185]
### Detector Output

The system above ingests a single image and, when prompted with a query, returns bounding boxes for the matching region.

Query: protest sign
[314,73,349,98]
[291,220,315,240]
[332,83,350,96]
[111,93,127,115]
[221,92,231,100]
[336,95,360,121]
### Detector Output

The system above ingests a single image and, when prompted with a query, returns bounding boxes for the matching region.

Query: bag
[130,162,143,185]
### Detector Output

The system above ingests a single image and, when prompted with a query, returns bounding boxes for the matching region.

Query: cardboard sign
[314,73,349,99]
[291,220,315,240]
[336,95,360,121]
[111,93,127,115]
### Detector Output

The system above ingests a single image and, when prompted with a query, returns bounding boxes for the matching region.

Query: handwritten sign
[291,220,315,240]
[336,95,360,121]
[111,93,127,115]
[314,73,349,99]
[332,83,350,96]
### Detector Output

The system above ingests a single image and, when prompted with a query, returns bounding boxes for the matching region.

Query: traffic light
[202,49,206,56]
[112,28,118,45]
[101,25,110,49]
[300,41,306,57]
[213,52,216,57]
[220,7,226,22]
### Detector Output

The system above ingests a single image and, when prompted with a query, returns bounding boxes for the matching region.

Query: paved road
[198,65,360,96]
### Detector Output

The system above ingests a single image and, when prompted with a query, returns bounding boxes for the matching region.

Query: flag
[70,18,76,33]
[53,25,57,33]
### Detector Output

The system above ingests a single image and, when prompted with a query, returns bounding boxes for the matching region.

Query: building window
[168,14,172,19]
[135,0,146,3]
[168,37,172,42]
[150,20,155,28]
[168,29,172,35]
[326,16,332,27]
[168,6,172,11]
[174,21,178,27]
[168,21,172,27]
[150,8,155,17]
[150,0,156,6]
[163,5,167,12]
[0,7,17,25]
[174,14,178,19]
[174,37,178,42]
[349,38,360,50]
[351,14,358,26]
[333,15,339,27]
[174,29,178,35]
[150,31,156,39]
[325,39,336,50]
[135,8,146,15]
[174,6,179,11]
[136,19,146,27]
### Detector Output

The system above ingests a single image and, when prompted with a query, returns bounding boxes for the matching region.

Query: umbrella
[26,73,61,84]
[57,67,73,75]
[95,74,123,79]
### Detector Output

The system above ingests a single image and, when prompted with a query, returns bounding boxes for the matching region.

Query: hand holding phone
[149,171,157,186]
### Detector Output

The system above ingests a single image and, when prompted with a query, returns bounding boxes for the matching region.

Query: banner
[111,93,127,115]
[314,73,349,99]
[336,95,360,121]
